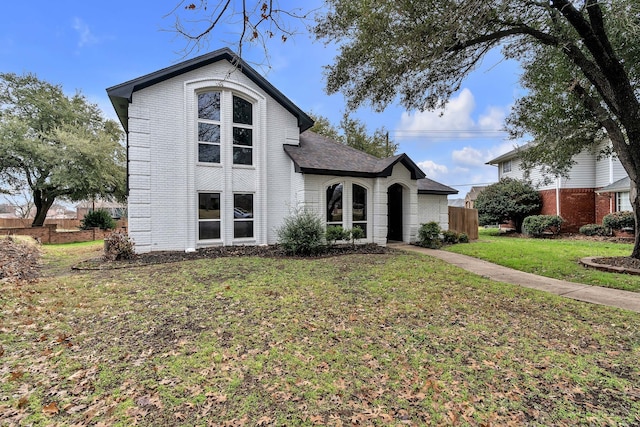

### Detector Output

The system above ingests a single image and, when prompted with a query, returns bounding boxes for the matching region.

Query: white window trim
[323,178,372,240]
[197,192,223,243]
[233,192,255,242]
[502,160,512,174]
[185,78,266,249]
[617,191,631,212]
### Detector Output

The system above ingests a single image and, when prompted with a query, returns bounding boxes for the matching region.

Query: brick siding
[539,188,595,233]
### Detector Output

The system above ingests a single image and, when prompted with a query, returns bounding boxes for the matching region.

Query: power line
[446,181,496,187]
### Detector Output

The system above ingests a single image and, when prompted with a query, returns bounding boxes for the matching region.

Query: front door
[387,184,403,241]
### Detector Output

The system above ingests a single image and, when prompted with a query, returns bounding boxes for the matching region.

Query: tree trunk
[630,180,640,259]
[31,190,54,227]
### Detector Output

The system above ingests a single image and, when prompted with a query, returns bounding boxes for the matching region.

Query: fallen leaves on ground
[1,242,639,426]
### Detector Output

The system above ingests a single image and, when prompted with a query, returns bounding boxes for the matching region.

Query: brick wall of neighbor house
[595,193,613,224]
[539,188,595,233]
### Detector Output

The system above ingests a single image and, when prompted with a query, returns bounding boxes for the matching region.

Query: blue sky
[2,1,524,198]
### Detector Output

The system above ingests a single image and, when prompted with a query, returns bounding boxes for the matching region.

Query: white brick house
[107,48,456,253]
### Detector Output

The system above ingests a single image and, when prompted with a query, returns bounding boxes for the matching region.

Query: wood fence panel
[448,206,479,240]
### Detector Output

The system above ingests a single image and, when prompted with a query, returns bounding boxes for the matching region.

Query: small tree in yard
[475,178,541,233]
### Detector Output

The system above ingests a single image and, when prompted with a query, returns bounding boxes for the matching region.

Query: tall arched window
[326,183,343,227]
[352,184,367,237]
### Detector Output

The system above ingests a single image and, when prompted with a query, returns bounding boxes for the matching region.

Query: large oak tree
[0,73,126,226]
[314,0,640,256]
[173,1,640,256]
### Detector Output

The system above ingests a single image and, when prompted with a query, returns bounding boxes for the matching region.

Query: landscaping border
[580,257,640,275]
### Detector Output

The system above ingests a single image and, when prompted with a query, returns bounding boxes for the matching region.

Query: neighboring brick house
[487,144,630,232]
[107,48,457,253]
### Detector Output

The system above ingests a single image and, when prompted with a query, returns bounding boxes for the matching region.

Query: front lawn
[1,241,639,425]
[446,229,640,292]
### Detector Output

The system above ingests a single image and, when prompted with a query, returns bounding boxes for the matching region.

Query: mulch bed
[73,243,393,270]
[589,256,640,272]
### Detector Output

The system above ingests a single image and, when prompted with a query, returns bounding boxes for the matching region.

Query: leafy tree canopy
[313,0,640,256]
[174,0,640,256]
[475,178,542,233]
[309,113,398,158]
[0,73,126,226]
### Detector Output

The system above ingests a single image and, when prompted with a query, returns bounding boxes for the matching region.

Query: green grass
[1,241,639,426]
[446,229,640,291]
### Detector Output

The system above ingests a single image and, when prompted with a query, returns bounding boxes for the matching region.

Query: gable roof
[465,186,486,200]
[106,47,314,133]
[596,176,630,194]
[486,142,530,165]
[284,131,426,180]
[417,177,458,195]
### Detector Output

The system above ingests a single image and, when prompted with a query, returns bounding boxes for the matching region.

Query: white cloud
[396,88,508,140]
[417,160,449,179]
[73,18,99,48]
[452,146,485,167]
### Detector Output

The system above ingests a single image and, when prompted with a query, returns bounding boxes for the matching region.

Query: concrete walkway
[390,243,640,314]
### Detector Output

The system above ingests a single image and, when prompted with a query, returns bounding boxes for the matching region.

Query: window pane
[233,96,252,125]
[233,127,252,146]
[198,193,220,219]
[233,147,252,165]
[353,184,367,221]
[618,191,632,212]
[234,220,254,238]
[198,91,220,120]
[327,183,343,222]
[199,221,220,240]
[198,123,220,142]
[198,143,220,163]
[234,194,253,218]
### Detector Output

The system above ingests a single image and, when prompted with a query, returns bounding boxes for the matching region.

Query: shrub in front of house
[522,215,563,237]
[417,222,442,248]
[349,227,365,247]
[104,231,136,261]
[325,225,350,245]
[579,223,608,236]
[81,209,117,230]
[442,230,459,244]
[458,233,469,243]
[602,211,635,231]
[276,208,325,256]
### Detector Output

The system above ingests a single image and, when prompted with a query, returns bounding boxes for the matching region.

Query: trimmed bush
[458,233,469,243]
[418,222,442,248]
[349,226,365,247]
[603,211,635,231]
[81,209,117,230]
[442,230,459,244]
[579,223,608,236]
[276,209,325,256]
[325,225,349,245]
[522,215,563,237]
[104,232,135,261]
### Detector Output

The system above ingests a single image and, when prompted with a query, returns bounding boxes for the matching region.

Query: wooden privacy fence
[448,206,479,240]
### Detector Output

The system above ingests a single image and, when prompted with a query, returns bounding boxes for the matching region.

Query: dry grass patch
[1,241,639,425]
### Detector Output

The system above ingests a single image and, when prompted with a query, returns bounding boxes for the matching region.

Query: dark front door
[387,184,403,241]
